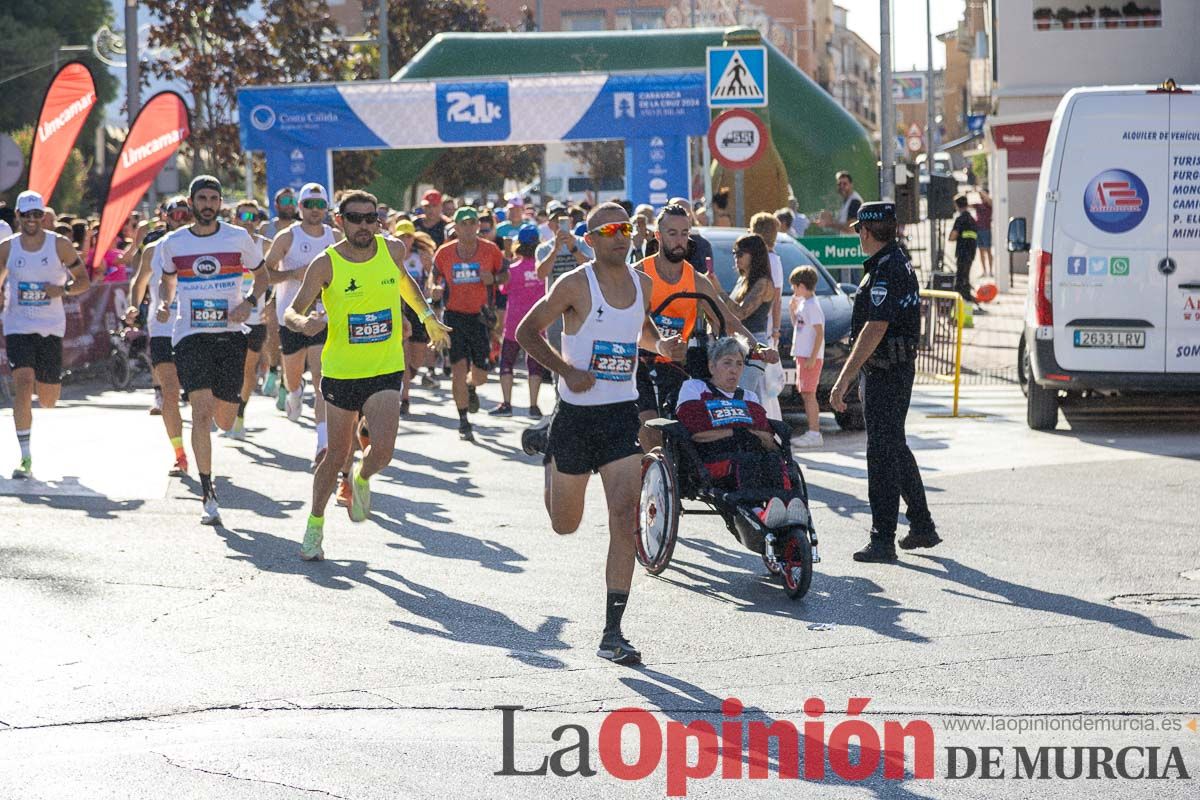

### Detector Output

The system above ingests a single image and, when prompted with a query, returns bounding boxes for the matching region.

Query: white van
[1010,80,1200,430]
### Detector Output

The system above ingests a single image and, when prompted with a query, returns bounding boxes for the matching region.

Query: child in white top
[788,266,825,446]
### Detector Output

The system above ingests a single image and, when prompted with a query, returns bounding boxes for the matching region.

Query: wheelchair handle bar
[650,292,728,339]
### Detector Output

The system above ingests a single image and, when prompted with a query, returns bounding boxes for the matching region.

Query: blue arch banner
[238,72,709,204]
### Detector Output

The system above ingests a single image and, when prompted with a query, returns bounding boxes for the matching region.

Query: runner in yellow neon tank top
[284,190,450,561]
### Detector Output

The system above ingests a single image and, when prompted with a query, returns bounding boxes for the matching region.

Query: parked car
[1011,81,1200,431]
[693,226,865,430]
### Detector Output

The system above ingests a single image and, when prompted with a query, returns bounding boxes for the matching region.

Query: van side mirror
[1007,217,1030,252]
[838,282,859,297]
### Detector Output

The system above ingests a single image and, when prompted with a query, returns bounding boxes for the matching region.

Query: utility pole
[879,0,894,200]
[378,0,389,80]
[926,0,937,271]
[125,0,138,126]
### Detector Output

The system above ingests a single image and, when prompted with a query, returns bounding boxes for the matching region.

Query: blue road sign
[706,46,767,108]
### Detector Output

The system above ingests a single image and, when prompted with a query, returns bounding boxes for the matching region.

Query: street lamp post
[125,0,138,126]
[377,0,389,80]
[879,0,895,200]
[925,0,937,272]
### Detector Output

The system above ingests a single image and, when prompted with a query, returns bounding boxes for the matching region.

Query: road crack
[156,753,348,798]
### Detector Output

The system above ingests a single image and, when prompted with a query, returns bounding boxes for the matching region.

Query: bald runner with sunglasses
[516,202,686,666]
[263,183,337,467]
[285,190,450,561]
[126,196,193,476]
[0,190,92,480]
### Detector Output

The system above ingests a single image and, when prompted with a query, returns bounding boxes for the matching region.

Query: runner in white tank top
[0,190,91,480]
[263,182,336,467]
[514,203,687,667]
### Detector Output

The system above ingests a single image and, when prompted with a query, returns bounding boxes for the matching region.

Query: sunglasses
[302,199,327,210]
[277,196,296,206]
[588,222,633,237]
[19,210,45,220]
[237,210,257,222]
[479,228,493,235]
[341,211,376,225]
[167,208,190,220]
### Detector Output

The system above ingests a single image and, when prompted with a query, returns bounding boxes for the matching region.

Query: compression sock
[170,436,185,460]
[604,591,630,634]
[308,513,324,528]
[316,421,328,449]
[15,429,31,461]
[458,408,469,423]
[199,472,214,499]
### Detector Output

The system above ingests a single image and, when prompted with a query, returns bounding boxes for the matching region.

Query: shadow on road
[900,555,1189,641]
[218,526,565,669]
[371,497,528,574]
[7,477,146,520]
[655,536,929,644]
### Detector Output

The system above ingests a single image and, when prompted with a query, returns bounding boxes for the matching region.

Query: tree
[418,145,544,198]
[0,0,120,166]
[140,0,361,185]
[363,0,496,78]
[5,125,88,214]
[565,141,626,186]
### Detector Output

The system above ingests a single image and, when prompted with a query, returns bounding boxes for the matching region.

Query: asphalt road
[1,376,1198,799]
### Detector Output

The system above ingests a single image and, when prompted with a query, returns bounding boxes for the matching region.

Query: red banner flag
[27,61,97,200]
[92,92,190,271]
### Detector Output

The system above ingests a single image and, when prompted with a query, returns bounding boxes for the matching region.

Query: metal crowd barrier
[916,289,965,416]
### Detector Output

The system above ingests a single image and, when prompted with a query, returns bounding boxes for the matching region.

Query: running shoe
[11,458,33,480]
[200,495,221,526]
[349,462,371,522]
[168,455,188,477]
[467,385,480,414]
[459,419,475,442]
[150,388,163,416]
[597,630,642,665]
[285,390,303,422]
[400,398,410,416]
[262,369,279,397]
[419,373,437,389]
[311,447,327,472]
[488,403,512,416]
[785,498,810,526]
[300,518,325,561]
[335,474,352,507]
[756,497,788,529]
[275,381,287,412]
[222,418,246,440]
[793,430,823,448]
[521,413,553,456]
[529,405,543,419]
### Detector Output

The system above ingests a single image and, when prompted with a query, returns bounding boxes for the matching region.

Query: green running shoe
[11,458,32,480]
[300,515,325,561]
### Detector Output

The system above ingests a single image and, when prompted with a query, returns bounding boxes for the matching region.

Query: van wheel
[1026,379,1058,430]
[1017,336,1029,397]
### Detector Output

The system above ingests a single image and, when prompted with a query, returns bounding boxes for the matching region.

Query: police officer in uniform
[830,202,941,562]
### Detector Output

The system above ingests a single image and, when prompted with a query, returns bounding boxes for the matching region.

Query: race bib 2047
[589,340,636,381]
[190,298,228,327]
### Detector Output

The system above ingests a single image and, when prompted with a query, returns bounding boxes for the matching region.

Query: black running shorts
[279,325,327,356]
[173,332,247,404]
[445,310,489,370]
[545,400,641,475]
[149,336,174,367]
[5,333,63,385]
[321,370,404,414]
[245,323,267,354]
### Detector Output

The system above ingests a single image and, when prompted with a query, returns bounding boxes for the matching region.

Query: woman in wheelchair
[674,335,808,529]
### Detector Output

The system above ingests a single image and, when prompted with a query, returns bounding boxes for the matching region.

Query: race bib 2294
[589,340,636,381]
[348,309,393,344]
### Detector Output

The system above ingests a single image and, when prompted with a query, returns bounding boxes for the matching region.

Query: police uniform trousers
[861,362,933,538]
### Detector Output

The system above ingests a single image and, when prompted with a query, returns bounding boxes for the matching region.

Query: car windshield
[704,231,837,299]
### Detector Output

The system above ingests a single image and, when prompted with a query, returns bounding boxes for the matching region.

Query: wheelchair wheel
[636,449,679,575]
[107,350,132,391]
[780,529,813,600]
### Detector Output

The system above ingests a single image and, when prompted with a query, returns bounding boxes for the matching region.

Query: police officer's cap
[850,201,895,229]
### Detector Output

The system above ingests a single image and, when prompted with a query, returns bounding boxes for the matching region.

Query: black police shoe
[853,535,898,563]
[898,525,943,550]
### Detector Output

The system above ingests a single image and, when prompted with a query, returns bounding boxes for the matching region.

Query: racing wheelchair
[633,292,820,600]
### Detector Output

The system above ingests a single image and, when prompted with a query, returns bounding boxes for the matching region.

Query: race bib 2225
[589,340,636,381]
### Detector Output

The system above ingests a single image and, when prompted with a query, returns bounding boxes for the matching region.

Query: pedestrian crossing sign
[707,46,767,108]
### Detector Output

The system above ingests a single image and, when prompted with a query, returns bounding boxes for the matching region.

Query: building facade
[987,0,1192,284]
